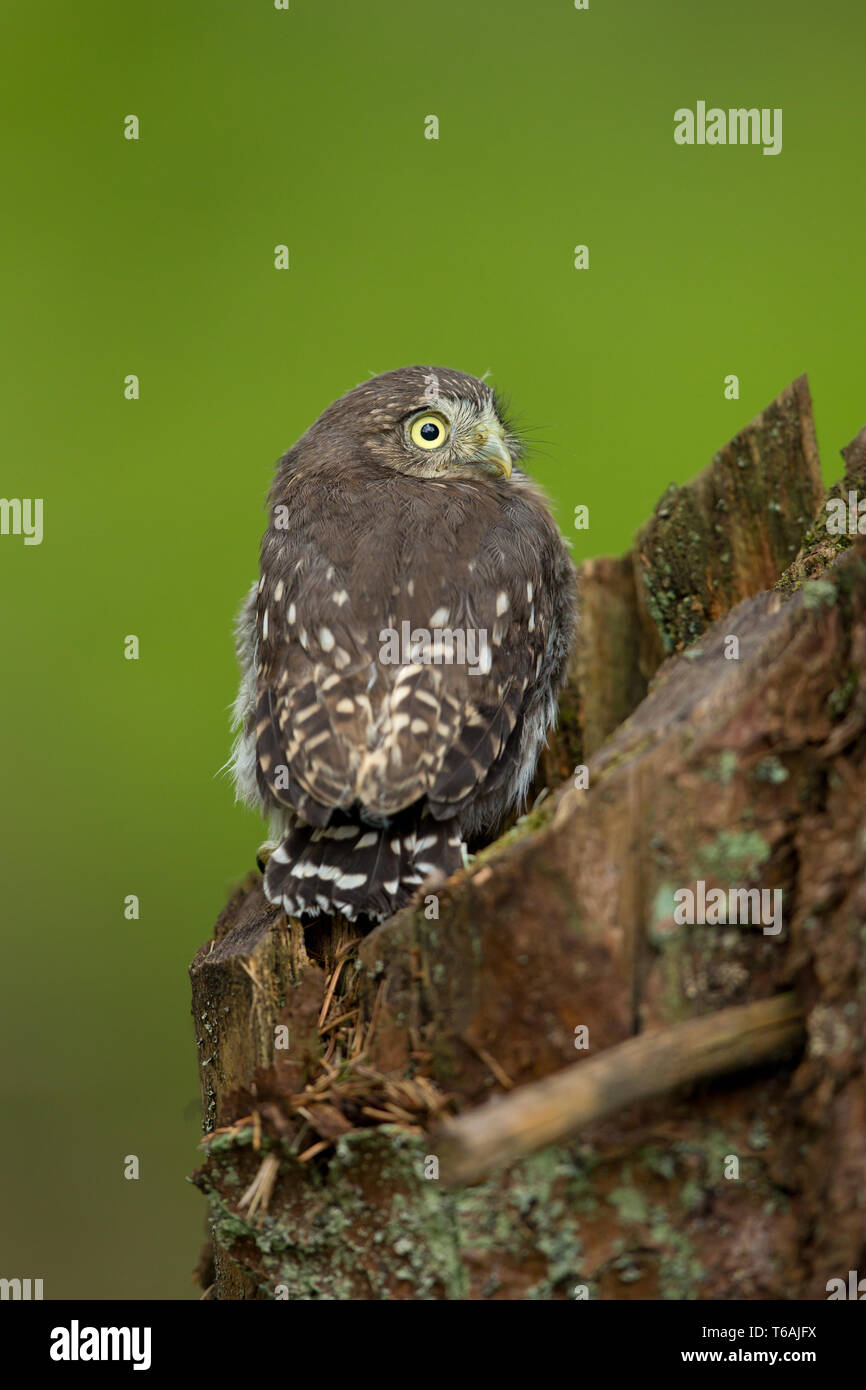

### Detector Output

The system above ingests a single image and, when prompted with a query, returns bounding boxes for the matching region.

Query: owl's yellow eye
[410,413,449,450]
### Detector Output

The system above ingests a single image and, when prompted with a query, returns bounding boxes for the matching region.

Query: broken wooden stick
[431,993,805,1187]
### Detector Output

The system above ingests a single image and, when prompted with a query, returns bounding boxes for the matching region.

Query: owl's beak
[474,427,513,480]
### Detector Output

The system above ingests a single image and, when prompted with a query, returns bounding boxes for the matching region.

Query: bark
[543,372,824,770]
[190,379,866,1301]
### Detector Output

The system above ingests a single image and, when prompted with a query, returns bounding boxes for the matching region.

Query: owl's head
[299,365,520,482]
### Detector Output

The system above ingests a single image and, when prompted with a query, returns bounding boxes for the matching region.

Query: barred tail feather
[263,811,463,921]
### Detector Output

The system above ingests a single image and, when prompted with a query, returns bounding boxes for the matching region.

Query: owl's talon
[256,842,277,873]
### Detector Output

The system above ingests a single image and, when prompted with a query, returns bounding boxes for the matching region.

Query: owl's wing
[254,480,563,827]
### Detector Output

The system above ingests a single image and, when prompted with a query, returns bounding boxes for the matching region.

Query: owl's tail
[262,809,464,922]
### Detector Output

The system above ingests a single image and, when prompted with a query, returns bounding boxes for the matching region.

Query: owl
[230,366,576,923]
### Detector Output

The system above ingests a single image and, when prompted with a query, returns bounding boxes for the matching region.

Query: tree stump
[190,378,866,1300]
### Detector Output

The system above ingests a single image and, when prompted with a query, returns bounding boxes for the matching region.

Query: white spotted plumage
[229,366,576,922]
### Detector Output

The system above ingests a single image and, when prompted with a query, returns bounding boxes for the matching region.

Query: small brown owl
[230,366,576,922]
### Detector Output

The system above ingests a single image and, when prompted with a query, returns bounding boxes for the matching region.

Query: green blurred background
[1,0,864,1298]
